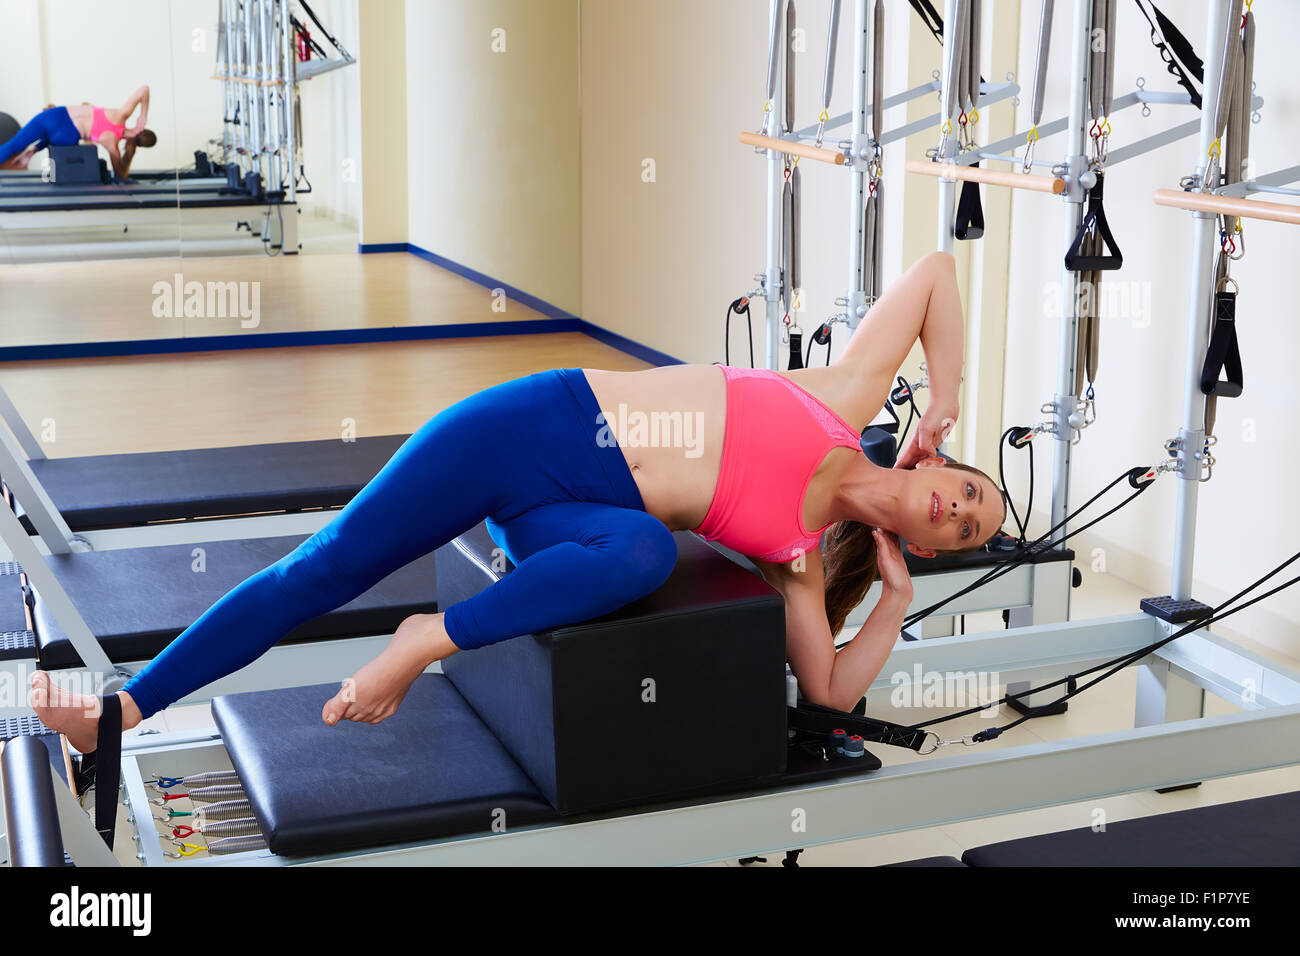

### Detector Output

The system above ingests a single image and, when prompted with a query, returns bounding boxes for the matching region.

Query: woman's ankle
[116,690,144,731]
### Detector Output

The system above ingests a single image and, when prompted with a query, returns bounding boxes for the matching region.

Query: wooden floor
[0,250,645,455]
[0,251,559,347]
[0,333,649,456]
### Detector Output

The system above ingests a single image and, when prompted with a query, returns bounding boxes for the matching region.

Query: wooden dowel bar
[905,159,1066,195]
[1153,188,1300,226]
[739,132,846,165]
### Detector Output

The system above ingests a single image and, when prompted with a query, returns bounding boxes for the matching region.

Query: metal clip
[918,732,979,755]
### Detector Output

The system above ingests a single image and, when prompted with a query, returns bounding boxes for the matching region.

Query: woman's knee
[602,516,678,599]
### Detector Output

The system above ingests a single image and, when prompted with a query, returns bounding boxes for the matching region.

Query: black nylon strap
[94,693,122,848]
[908,0,944,43]
[1200,288,1243,398]
[788,701,929,752]
[954,164,985,240]
[787,331,805,370]
[1065,173,1123,271]
[1134,0,1204,109]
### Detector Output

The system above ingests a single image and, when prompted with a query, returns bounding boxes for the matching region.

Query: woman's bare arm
[836,251,966,446]
[757,550,907,712]
[122,85,150,132]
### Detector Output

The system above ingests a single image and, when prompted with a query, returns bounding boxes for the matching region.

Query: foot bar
[1153,188,1300,226]
[905,159,1066,195]
[739,132,846,165]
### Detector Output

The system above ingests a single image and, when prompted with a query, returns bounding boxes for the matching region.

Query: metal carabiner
[918,733,979,754]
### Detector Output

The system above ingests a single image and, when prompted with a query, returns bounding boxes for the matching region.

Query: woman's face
[894,459,1003,557]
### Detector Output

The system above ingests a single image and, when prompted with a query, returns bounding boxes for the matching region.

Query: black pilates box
[436,523,788,813]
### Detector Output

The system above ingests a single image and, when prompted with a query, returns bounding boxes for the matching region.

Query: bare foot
[29,672,142,755]
[322,613,458,727]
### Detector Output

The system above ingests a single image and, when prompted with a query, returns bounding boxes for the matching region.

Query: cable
[892,375,921,451]
[998,426,1034,544]
[905,547,1300,740]
[725,297,755,367]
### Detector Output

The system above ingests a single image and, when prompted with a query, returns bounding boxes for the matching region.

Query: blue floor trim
[357,242,408,254]
[0,322,583,362]
[5,245,684,366]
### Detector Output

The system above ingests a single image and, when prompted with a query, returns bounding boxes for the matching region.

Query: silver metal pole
[0,502,115,677]
[240,0,255,180]
[935,0,961,252]
[0,423,76,554]
[281,0,297,203]
[0,386,46,461]
[764,0,784,370]
[846,0,869,321]
[259,0,276,192]
[267,0,282,190]
[1047,0,1092,545]
[1171,0,1232,600]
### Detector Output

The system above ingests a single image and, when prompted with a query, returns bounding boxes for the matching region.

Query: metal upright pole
[1170,0,1232,600]
[259,0,276,192]
[281,0,298,203]
[1047,0,1093,546]
[934,0,961,252]
[846,0,870,324]
[764,0,785,371]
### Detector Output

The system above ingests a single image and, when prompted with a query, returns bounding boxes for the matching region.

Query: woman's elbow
[800,684,859,714]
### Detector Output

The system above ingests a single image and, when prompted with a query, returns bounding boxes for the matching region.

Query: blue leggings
[121,369,679,719]
[0,107,81,167]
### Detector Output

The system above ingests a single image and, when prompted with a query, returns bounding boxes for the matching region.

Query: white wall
[403,0,581,315]
[1001,2,1300,655]
[581,0,913,366]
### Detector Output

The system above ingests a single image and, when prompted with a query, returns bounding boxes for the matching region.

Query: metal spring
[175,771,241,788]
[185,784,247,804]
[194,798,253,824]
[201,817,263,839]
[206,834,268,856]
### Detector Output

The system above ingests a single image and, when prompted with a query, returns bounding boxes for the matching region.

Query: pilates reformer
[4,498,1299,867]
[734,1,1073,642]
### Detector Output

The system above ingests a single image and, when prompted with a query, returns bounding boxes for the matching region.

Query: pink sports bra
[694,366,862,562]
[89,107,125,144]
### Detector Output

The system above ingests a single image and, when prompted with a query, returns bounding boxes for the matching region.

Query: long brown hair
[822,461,1005,635]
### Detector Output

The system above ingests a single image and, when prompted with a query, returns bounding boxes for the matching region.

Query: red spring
[296,28,312,62]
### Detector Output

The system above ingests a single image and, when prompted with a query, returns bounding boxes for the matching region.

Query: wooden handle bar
[1153,188,1300,226]
[739,132,846,166]
[905,159,1066,195]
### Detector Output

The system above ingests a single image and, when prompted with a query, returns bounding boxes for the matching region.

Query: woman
[32,251,1004,752]
[0,86,155,180]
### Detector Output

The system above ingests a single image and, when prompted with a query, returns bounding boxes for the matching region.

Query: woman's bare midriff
[582,364,887,536]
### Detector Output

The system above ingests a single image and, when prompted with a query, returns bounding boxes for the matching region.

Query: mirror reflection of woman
[0,86,156,179]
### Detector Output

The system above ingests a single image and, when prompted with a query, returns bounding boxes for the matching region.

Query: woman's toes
[321,689,351,726]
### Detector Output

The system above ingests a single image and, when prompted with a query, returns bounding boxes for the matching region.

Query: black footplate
[1140,595,1214,623]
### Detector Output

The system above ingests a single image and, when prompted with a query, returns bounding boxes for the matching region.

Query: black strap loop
[1065,173,1123,271]
[94,692,122,849]
[788,701,929,752]
[1200,287,1243,398]
[1134,0,1205,109]
[787,331,804,370]
[954,164,985,240]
